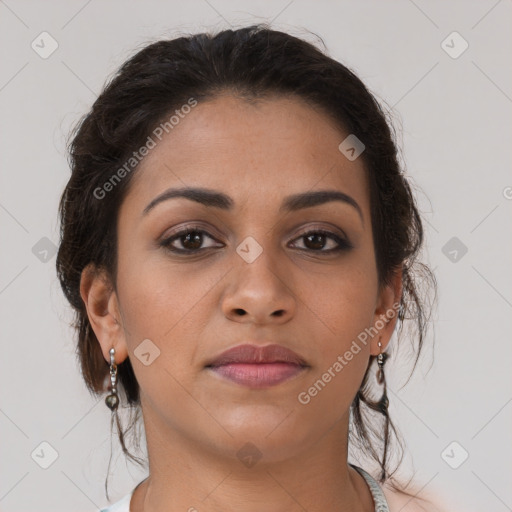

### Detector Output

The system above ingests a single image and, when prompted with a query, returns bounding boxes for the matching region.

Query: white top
[100,488,134,512]
[99,464,390,512]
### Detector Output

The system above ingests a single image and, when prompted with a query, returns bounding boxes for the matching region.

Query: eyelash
[160,225,353,255]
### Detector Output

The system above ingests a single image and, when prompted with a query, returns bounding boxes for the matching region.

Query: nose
[221,251,296,325]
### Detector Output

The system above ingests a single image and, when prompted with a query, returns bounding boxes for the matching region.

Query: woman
[56,24,440,512]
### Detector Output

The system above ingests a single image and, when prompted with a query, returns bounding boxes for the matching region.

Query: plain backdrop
[0,1,511,511]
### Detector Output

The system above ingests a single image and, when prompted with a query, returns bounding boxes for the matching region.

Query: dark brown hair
[56,23,437,498]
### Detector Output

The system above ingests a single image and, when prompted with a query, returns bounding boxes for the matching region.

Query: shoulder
[381,484,449,512]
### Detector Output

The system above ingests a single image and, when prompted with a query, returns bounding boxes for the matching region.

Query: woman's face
[91,94,400,464]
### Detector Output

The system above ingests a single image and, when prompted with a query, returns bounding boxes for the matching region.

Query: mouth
[204,343,309,389]
[206,362,308,388]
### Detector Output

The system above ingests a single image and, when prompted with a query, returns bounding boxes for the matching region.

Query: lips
[205,343,308,368]
[205,343,309,389]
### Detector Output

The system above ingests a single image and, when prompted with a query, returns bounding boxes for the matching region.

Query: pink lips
[205,343,309,388]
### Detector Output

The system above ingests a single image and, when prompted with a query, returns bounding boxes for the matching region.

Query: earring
[105,347,120,411]
[376,339,389,414]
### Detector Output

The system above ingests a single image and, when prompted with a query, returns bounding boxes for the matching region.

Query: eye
[160,225,353,255]
[160,226,223,254]
[289,229,353,253]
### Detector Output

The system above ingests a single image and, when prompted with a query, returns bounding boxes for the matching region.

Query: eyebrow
[142,186,364,225]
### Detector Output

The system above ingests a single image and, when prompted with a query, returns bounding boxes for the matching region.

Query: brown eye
[178,231,203,251]
[290,229,353,253]
[304,232,328,250]
[161,227,222,254]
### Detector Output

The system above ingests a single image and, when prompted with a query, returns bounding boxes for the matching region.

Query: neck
[131,404,375,512]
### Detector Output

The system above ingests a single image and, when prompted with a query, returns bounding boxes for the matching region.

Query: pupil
[183,232,202,249]
[306,233,325,250]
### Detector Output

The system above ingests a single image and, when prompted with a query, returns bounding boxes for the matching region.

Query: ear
[79,263,129,364]
[369,267,403,356]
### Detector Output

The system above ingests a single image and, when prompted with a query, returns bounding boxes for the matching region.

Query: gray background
[0,1,511,511]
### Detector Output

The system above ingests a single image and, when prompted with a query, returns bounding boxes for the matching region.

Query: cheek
[115,249,226,367]
[304,264,377,339]
[295,286,374,419]
[299,265,376,393]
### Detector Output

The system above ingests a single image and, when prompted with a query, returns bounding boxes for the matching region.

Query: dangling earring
[376,338,390,482]
[104,347,122,501]
[376,339,389,414]
[105,347,120,411]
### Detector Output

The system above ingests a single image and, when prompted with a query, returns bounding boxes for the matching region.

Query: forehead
[123,94,369,216]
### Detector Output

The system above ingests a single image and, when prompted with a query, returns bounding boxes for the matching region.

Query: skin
[81,94,405,512]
